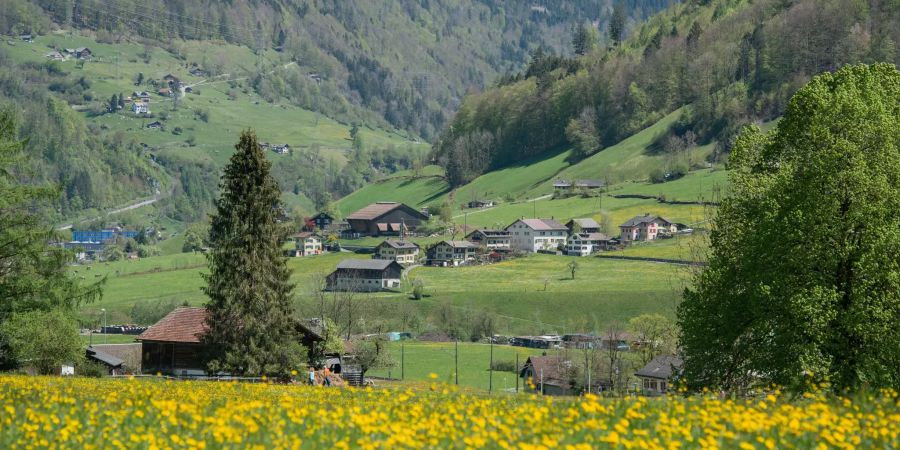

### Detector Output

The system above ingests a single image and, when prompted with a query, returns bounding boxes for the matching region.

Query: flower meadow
[0,376,897,449]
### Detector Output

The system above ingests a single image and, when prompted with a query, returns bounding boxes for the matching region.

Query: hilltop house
[565,232,615,256]
[291,232,323,257]
[465,229,511,250]
[426,240,479,267]
[374,240,420,266]
[65,47,92,59]
[345,202,428,237]
[505,218,568,253]
[619,215,679,243]
[566,218,601,234]
[45,51,65,61]
[326,259,403,292]
[635,355,683,396]
[311,212,334,230]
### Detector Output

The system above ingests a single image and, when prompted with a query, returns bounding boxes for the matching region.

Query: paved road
[57,193,162,231]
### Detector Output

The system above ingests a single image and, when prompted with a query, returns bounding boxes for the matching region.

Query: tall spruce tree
[202,130,304,378]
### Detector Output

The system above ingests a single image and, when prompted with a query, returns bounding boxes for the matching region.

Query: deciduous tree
[679,64,900,392]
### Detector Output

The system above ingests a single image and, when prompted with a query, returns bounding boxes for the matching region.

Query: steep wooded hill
[433,0,900,186]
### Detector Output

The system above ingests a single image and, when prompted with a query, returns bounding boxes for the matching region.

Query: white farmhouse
[505,218,568,253]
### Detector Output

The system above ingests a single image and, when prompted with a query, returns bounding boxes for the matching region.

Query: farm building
[574,180,604,190]
[619,215,679,243]
[467,199,494,209]
[519,356,575,396]
[326,259,403,292]
[635,355,683,396]
[565,232,616,256]
[65,47,92,59]
[146,121,163,129]
[87,343,142,373]
[509,335,562,349]
[137,307,208,377]
[85,346,125,375]
[291,232,323,257]
[310,212,334,230]
[45,51,65,61]
[505,218,568,253]
[373,240,420,266]
[465,229,511,250]
[426,240,479,267]
[345,202,428,236]
[566,218,601,234]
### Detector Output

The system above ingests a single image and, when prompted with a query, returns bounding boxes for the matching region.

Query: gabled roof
[137,307,207,343]
[572,232,611,241]
[567,218,601,229]
[335,259,402,271]
[511,218,568,231]
[346,202,427,221]
[86,346,124,367]
[378,240,419,250]
[519,355,571,386]
[620,215,674,228]
[575,180,604,188]
[437,240,479,249]
[635,355,683,380]
[553,180,572,188]
[466,229,510,238]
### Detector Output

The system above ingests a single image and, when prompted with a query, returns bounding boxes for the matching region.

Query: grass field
[79,334,138,345]
[604,233,709,261]
[366,341,538,391]
[77,250,686,334]
[2,376,895,448]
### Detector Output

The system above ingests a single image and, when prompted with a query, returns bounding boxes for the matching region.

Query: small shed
[86,346,125,375]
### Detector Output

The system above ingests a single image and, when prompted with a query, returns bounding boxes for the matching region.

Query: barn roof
[635,355,683,380]
[137,307,207,343]
[346,202,426,221]
[335,259,401,271]
[515,218,567,231]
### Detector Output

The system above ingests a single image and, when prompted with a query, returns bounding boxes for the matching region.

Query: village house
[465,229,511,251]
[345,202,428,237]
[310,212,334,230]
[291,232,323,257]
[619,215,679,243]
[272,144,290,154]
[146,121,163,129]
[65,47,92,59]
[566,232,615,256]
[426,240,479,267]
[374,240,420,266]
[635,355,683,396]
[131,102,150,115]
[162,74,179,85]
[505,218,568,253]
[20,34,33,42]
[467,199,494,209]
[552,180,572,190]
[566,218,601,234]
[45,51,65,61]
[132,91,151,102]
[326,259,404,292]
[189,66,207,77]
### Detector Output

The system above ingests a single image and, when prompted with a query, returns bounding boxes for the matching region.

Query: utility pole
[489,337,494,393]
[515,353,519,393]
[101,308,107,344]
[401,342,405,380]
[454,339,459,385]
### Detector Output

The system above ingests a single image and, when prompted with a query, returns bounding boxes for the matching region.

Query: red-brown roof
[347,202,404,220]
[137,307,208,343]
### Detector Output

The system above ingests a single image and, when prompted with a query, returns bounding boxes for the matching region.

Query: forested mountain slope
[6,0,673,141]
[0,0,674,226]
[433,0,900,186]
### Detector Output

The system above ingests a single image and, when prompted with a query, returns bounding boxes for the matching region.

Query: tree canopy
[679,64,900,392]
[202,130,305,378]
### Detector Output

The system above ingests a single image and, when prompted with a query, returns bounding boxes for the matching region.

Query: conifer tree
[202,130,304,378]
